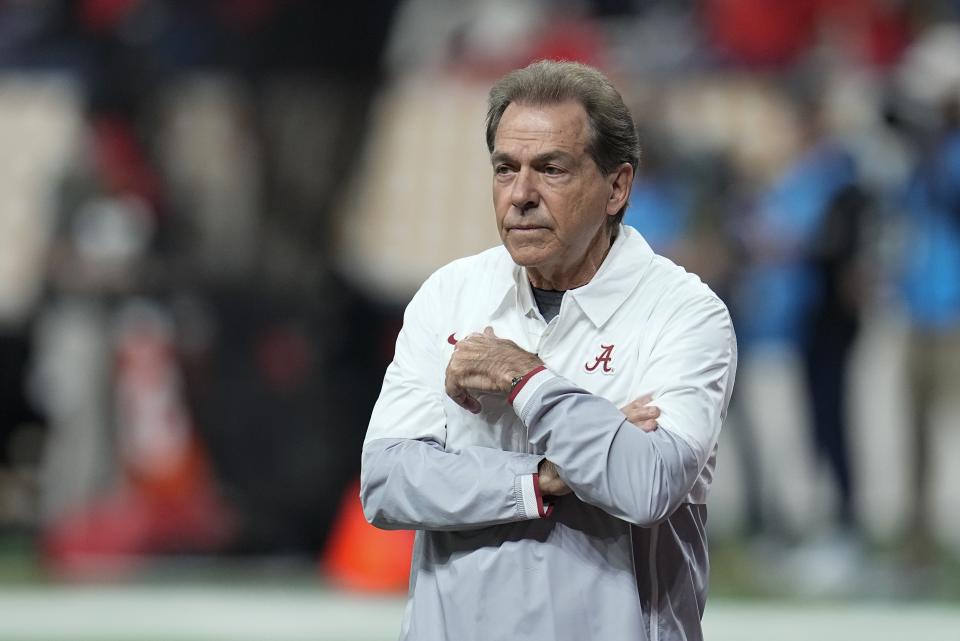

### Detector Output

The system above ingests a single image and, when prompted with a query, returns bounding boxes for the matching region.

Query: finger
[451,388,481,414]
[621,403,657,416]
[483,326,496,337]
[545,482,573,497]
[621,397,654,410]
[624,408,659,426]
[636,418,658,432]
[445,367,473,411]
[622,401,659,418]
[462,394,481,414]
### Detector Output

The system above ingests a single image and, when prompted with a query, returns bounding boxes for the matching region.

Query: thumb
[483,326,496,337]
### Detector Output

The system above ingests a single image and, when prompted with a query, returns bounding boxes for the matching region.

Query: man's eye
[495,165,514,175]
[543,165,565,176]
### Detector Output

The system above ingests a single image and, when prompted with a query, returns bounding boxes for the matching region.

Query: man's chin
[503,244,549,268]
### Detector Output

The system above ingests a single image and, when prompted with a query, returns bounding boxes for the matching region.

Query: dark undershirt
[531,286,565,323]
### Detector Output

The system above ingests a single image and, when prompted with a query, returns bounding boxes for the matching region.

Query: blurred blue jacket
[623,175,691,254]
[735,143,856,348]
[900,130,960,330]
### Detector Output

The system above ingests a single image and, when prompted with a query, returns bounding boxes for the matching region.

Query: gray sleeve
[522,377,702,527]
[361,437,549,531]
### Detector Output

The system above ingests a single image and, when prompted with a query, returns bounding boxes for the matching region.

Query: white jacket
[361,226,737,641]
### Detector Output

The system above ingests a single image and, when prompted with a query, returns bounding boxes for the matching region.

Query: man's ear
[606,162,634,216]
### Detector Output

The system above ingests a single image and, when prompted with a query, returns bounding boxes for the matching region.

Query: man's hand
[538,394,660,497]
[620,393,660,432]
[538,459,572,497]
[445,327,542,413]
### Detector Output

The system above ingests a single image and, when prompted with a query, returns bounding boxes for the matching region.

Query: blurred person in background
[898,91,960,565]
[731,87,867,558]
[791,95,869,544]
[361,60,737,641]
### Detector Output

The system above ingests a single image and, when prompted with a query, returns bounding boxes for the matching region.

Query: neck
[526,226,615,290]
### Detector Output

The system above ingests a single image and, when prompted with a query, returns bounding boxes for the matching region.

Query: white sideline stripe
[0,587,406,641]
[703,601,960,641]
[0,588,957,641]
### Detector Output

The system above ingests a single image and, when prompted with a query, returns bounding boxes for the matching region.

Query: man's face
[491,101,625,284]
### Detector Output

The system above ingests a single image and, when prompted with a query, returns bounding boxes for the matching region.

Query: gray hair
[485,60,640,223]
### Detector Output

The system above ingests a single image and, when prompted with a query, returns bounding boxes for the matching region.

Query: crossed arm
[443,327,659,497]
[360,326,693,532]
[361,276,734,531]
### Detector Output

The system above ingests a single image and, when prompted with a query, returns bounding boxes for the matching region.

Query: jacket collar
[488,225,655,328]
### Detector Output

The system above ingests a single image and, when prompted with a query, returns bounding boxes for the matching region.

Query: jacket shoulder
[407,245,514,322]
[421,245,513,293]
[645,252,729,319]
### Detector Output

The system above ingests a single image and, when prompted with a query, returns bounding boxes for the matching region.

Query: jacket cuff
[516,472,553,519]
[510,367,555,422]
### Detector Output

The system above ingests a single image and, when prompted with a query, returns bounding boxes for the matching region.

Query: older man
[361,60,737,641]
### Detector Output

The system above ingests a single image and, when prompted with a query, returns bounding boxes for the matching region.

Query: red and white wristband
[508,365,556,425]
[507,364,547,405]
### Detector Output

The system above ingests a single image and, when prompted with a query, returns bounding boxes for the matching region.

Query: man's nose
[510,168,540,212]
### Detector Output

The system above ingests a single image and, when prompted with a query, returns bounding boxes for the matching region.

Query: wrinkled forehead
[493,100,593,153]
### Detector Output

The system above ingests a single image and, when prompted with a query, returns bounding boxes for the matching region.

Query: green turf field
[0,585,957,641]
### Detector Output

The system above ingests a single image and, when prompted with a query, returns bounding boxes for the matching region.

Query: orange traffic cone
[42,303,234,577]
[323,478,415,592]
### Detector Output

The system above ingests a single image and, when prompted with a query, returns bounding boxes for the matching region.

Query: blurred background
[0,0,959,639]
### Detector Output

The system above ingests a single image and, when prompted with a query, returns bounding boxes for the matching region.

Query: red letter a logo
[585,344,615,373]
